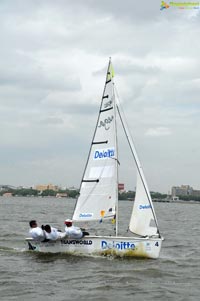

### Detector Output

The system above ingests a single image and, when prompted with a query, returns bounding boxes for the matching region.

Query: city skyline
[2,182,200,195]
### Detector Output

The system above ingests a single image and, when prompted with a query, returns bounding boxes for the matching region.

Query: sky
[0,0,200,193]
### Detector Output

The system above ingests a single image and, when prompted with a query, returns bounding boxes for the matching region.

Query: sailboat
[26,59,163,258]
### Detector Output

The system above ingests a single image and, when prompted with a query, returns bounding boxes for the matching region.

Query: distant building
[3,192,13,197]
[191,189,200,197]
[56,193,68,198]
[171,185,193,197]
[172,185,200,197]
[118,183,125,193]
[172,196,179,201]
[35,184,59,192]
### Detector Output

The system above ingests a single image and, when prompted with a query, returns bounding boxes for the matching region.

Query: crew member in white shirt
[29,220,45,242]
[64,219,89,239]
[43,224,66,240]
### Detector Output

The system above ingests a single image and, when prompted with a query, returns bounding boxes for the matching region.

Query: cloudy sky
[0,0,200,193]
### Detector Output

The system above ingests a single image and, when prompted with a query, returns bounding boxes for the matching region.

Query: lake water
[0,197,199,300]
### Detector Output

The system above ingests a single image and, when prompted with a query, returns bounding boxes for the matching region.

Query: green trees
[40,189,56,197]
[3,187,200,201]
[0,187,80,198]
[0,188,38,196]
[119,191,135,200]
[179,195,200,202]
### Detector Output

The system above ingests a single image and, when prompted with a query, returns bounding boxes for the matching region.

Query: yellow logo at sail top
[107,63,115,81]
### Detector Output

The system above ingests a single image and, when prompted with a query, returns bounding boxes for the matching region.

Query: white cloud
[0,0,200,192]
[145,127,172,137]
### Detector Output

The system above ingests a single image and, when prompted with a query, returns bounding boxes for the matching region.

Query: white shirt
[29,227,45,241]
[44,227,61,240]
[64,225,83,239]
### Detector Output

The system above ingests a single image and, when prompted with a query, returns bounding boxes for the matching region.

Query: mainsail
[72,61,118,222]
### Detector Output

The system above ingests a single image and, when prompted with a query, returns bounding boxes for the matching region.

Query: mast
[116,98,161,237]
[112,81,119,237]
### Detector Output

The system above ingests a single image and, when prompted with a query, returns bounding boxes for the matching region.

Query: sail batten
[92,141,108,145]
[100,107,113,113]
[82,179,99,183]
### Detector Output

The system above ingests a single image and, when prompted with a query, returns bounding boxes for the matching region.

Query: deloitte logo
[79,213,93,218]
[101,240,135,250]
[94,148,115,160]
[139,204,151,210]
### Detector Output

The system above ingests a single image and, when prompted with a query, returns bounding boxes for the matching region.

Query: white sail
[116,97,159,237]
[73,62,118,222]
[129,171,158,236]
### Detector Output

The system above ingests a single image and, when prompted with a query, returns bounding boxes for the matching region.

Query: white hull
[26,235,163,259]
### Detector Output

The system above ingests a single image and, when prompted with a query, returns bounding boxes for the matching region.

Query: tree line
[0,187,169,200]
[2,187,200,202]
[0,188,78,198]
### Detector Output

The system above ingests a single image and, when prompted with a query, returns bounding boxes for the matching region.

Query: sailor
[43,224,66,240]
[64,219,89,239]
[29,220,45,241]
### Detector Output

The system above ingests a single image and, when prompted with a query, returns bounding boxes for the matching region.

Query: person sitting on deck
[43,224,66,240]
[29,220,45,242]
[64,219,89,239]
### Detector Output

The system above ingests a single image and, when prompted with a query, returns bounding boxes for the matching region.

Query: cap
[64,219,72,224]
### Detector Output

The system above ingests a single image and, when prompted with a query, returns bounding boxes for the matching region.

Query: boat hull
[26,235,163,259]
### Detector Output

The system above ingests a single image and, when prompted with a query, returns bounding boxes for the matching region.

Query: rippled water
[0,197,200,300]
